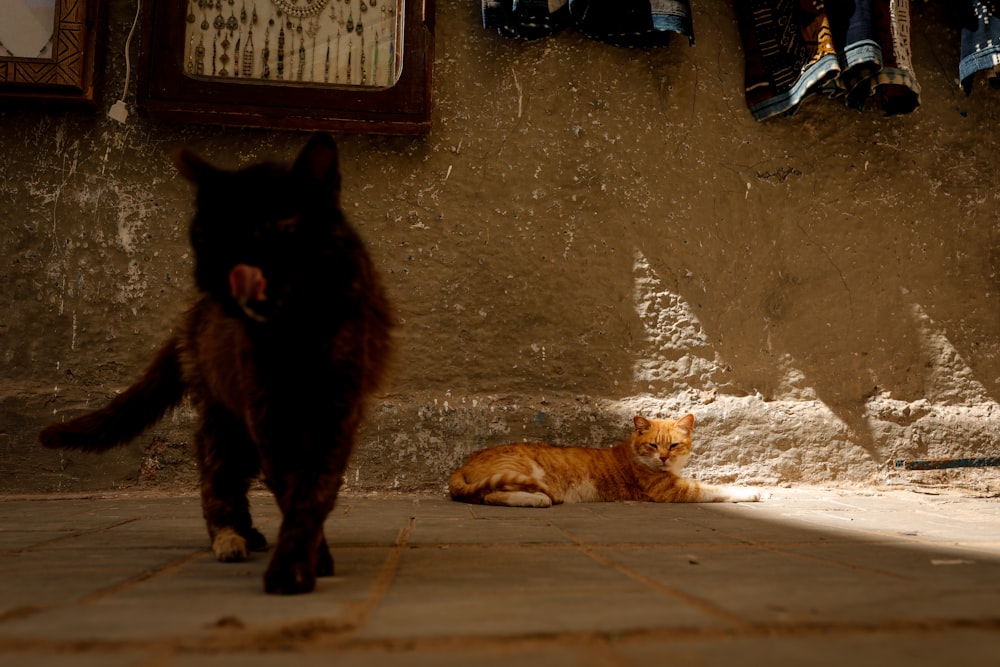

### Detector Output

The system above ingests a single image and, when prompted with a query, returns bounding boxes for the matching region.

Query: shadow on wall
[621,75,999,460]
[632,222,999,464]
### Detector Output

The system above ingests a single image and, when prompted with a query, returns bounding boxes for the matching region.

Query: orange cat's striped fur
[449,415,761,507]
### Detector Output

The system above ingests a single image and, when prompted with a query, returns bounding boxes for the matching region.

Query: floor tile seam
[785,520,1000,547]
[887,538,1000,551]
[5,615,999,657]
[0,604,52,625]
[931,543,1000,559]
[677,509,997,547]
[0,532,75,557]
[0,549,212,629]
[672,517,923,581]
[0,494,119,503]
[398,540,887,551]
[406,542,577,550]
[337,615,1000,653]
[0,552,204,576]
[792,526,1000,554]
[548,522,754,631]
[748,542,913,581]
[329,516,415,640]
[582,540,892,560]
[0,517,143,556]
[0,628,696,657]
[75,549,213,604]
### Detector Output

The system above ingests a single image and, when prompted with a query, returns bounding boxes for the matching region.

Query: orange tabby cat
[449,415,760,507]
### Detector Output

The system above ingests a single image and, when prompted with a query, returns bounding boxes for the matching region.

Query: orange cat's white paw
[483,491,553,507]
[727,487,762,502]
[212,528,249,562]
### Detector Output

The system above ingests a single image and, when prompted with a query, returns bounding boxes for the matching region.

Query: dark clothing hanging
[959,0,1000,92]
[482,0,695,46]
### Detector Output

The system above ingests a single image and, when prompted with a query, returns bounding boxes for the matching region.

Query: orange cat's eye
[669,443,681,450]
[647,443,658,451]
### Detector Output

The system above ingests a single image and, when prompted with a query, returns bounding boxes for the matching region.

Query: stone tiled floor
[0,487,998,665]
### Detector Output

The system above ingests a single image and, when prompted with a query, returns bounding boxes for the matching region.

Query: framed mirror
[137,0,434,134]
[0,0,104,106]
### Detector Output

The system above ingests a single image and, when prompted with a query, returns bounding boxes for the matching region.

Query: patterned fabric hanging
[735,0,841,121]
[734,0,920,121]
[832,0,920,115]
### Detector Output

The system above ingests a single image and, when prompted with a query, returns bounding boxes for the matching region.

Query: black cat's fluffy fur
[39,133,392,595]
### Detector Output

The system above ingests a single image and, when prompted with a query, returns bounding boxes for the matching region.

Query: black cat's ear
[174,148,223,186]
[292,133,341,189]
[634,416,652,434]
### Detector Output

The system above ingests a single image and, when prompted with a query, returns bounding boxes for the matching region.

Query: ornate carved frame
[136,0,435,134]
[0,0,104,107]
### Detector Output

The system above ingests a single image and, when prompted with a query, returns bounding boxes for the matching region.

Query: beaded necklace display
[271,0,330,19]
[183,0,397,86]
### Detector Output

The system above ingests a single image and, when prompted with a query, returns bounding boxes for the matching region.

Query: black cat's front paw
[243,527,269,552]
[264,560,317,595]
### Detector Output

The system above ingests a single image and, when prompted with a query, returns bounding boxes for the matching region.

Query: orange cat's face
[629,414,695,474]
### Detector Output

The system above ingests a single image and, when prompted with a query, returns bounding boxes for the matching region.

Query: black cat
[40,133,392,595]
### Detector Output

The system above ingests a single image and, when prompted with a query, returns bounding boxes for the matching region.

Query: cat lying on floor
[449,414,761,507]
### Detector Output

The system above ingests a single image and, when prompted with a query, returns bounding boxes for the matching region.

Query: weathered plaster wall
[1,0,998,494]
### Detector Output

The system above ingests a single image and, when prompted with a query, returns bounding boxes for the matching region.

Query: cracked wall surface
[0,0,998,494]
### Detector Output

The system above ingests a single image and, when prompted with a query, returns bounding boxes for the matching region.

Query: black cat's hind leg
[196,404,268,562]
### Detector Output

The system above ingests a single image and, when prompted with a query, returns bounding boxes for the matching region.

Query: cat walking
[449,415,761,507]
[40,134,392,595]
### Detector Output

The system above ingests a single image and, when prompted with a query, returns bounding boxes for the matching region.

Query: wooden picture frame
[136,0,435,134]
[0,0,104,107]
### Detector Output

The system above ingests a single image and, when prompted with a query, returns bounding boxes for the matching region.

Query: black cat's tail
[40,337,186,452]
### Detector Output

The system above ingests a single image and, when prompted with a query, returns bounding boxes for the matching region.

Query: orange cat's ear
[633,416,652,434]
[675,414,695,434]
